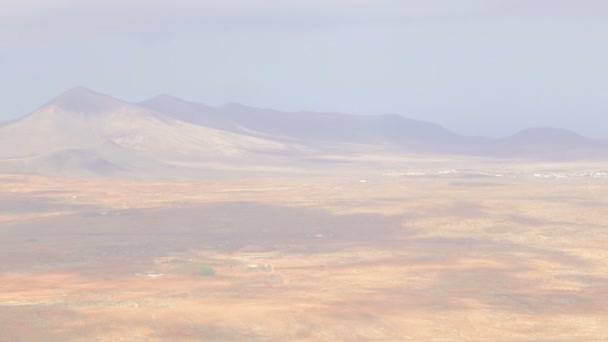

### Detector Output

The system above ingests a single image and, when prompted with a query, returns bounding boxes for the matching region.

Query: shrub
[198,266,215,276]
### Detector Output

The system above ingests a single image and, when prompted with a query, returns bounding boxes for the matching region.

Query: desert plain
[1,161,608,341]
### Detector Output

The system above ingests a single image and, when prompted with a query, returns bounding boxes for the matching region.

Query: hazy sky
[1,0,607,136]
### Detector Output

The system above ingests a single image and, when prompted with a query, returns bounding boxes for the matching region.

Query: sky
[1,0,607,137]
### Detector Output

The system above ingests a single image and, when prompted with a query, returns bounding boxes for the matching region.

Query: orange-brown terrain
[1,168,608,341]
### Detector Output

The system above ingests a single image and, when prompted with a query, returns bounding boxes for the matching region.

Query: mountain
[0,87,307,177]
[1,87,605,177]
[485,127,606,159]
[0,87,137,158]
[140,94,238,132]
[140,97,472,150]
[222,103,463,146]
[0,141,178,178]
[142,96,608,159]
[501,127,594,147]
[46,86,127,114]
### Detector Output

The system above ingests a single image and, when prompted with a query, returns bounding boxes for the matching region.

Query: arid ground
[1,164,608,341]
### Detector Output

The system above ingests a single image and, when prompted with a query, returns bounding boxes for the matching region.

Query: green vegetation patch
[198,266,215,276]
[168,260,215,276]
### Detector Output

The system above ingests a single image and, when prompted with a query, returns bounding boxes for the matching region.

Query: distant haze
[1,0,608,137]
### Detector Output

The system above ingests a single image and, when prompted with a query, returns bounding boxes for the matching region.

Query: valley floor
[0,165,607,341]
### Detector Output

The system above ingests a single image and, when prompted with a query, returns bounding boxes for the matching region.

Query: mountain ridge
[0,88,303,169]
[0,87,605,177]
[141,95,466,147]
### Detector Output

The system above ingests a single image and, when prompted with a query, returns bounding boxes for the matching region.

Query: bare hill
[140,95,238,133]
[0,141,183,178]
[501,127,594,147]
[141,97,466,148]
[485,127,607,159]
[1,87,606,177]
[0,88,308,176]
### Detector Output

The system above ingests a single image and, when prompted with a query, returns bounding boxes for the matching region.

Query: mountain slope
[0,141,174,178]
[501,127,594,147]
[481,127,606,159]
[140,95,237,132]
[0,88,310,176]
[0,88,297,160]
[1,87,606,178]
[140,97,466,147]
[141,96,607,159]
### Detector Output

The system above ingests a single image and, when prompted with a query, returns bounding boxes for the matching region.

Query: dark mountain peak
[141,94,216,113]
[505,127,592,146]
[517,126,579,135]
[60,86,97,96]
[378,113,443,126]
[142,94,187,105]
[139,94,236,130]
[46,86,127,114]
[221,102,265,112]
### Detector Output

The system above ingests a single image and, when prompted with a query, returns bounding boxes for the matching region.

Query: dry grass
[0,168,607,341]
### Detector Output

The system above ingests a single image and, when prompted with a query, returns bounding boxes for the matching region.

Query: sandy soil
[0,167,607,341]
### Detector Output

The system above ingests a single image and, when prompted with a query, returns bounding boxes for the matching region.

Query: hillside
[0,88,308,176]
[141,97,464,148]
[0,87,606,177]
[501,127,594,147]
